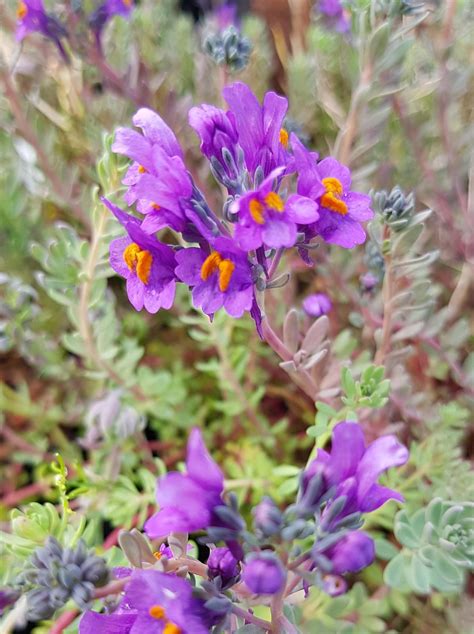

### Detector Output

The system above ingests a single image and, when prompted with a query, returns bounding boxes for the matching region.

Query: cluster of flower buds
[104,81,373,334]
[373,185,415,231]
[76,423,408,632]
[18,537,109,621]
[203,4,252,72]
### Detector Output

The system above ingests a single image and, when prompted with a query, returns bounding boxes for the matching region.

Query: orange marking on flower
[17,1,27,19]
[136,250,153,284]
[123,242,153,284]
[163,623,182,634]
[152,203,160,211]
[249,198,265,225]
[264,191,284,212]
[218,259,235,292]
[149,604,166,620]
[123,243,141,270]
[153,550,163,560]
[200,251,222,281]
[321,177,348,215]
[138,165,147,174]
[123,0,133,6]
[279,128,289,149]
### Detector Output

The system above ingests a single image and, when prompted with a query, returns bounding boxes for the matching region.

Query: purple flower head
[80,569,210,634]
[303,422,408,521]
[188,104,243,191]
[317,0,351,33]
[294,139,373,248]
[242,551,286,595]
[323,531,375,575]
[223,82,291,178]
[145,428,224,537]
[89,0,134,40]
[207,547,240,588]
[104,198,177,314]
[232,168,319,250]
[303,293,332,317]
[16,0,68,57]
[175,237,255,319]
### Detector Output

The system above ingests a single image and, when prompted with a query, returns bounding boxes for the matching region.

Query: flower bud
[252,497,283,537]
[207,547,240,589]
[242,552,286,595]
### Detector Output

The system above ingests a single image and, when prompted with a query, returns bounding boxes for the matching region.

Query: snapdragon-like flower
[145,428,224,537]
[317,0,351,33]
[232,168,319,250]
[16,0,68,58]
[223,82,291,179]
[294,137,374,248]
[80,569,210,634]
[104,199,177,313]
[188,104,244,192]
[303,421,409,520]
[112,108,198,236]
[175,237,255,318]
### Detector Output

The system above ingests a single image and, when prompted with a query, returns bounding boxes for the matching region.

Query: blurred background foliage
[0,0,472,632]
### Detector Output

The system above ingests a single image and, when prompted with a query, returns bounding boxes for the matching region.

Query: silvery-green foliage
[385,499,474,593]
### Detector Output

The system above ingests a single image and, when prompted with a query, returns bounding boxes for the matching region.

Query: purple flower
[232,168,319,250]
[112,108,200,236]
[104,198,177,313]
[207,547,240,588]
[188,104,243,190]
[80,569,210,634]
[175,237,255,318]
[89,0,134,42]
[304,421,408,519]
[303,293,332,317]
[318,0,350,33]
[324,531,375,575]
[16,0,68,57]
[242,552,286,595]
[294,139,373,248]
[145,428,224,537]
[223,82,291,178]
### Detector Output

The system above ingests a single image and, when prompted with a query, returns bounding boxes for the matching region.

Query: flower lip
[17,1,27,19]
[321,177,348,215]
[123,242,153,284]
[200,251,236,292]
[279,128,289,148]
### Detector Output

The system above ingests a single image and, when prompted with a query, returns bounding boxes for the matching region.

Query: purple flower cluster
[105,83,373,331]
[145,424,406,596]
[77,423,407,632]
